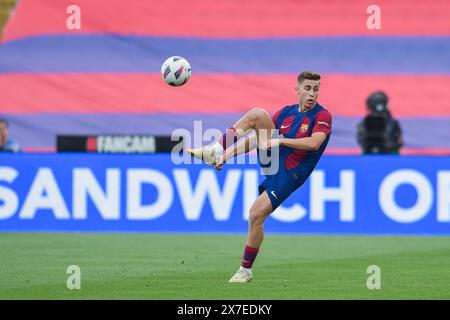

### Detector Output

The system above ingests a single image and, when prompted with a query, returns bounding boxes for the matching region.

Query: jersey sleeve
[271,107,284,129]
[312,110,332,136]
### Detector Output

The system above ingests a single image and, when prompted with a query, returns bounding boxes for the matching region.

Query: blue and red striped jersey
[272,103,332,177]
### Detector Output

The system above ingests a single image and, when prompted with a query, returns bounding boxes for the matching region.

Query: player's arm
[223,132,257,161]
[214,132,257,170]
[278,133,327,151]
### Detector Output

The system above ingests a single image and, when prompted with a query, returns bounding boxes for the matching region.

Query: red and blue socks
[241,244,259,269]
[219,127,240,150]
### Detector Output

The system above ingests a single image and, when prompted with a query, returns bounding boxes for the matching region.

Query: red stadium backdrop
[0,0,449,153]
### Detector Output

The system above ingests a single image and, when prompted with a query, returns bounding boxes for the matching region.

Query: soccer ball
[160,56,192,87]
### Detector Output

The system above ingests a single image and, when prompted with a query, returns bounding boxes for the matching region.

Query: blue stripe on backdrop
[4,114,450,150]
[0,36,449,74]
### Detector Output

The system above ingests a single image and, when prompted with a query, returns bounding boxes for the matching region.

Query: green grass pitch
[1,233,450,299]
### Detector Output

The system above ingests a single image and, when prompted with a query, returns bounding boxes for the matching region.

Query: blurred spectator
[0,0,16,40]
[0,119,22,152]
[357,91,403,154]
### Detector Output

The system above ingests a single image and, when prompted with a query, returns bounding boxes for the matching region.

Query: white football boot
[228,266,252,283]
[186,143,223,166]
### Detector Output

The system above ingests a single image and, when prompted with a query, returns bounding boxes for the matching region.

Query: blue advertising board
[0,154,449,235]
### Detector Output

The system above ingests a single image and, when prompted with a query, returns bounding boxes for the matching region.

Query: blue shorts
[258,165,308,210]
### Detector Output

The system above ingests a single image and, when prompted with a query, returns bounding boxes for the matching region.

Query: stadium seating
[0,0,449,153]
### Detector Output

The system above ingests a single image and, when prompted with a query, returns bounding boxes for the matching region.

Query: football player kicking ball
[187,71,332,282]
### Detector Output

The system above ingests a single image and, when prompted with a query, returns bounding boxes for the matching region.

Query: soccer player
[187,71,332,282]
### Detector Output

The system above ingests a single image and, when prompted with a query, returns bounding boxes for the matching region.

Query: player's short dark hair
[297,71,321,83]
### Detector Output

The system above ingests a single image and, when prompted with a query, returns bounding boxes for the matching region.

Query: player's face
[295,80,320,108]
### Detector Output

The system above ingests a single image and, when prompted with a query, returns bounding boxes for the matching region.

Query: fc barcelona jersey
[272,103,332,178]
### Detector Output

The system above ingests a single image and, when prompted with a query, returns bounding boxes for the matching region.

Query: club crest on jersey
[300,124,309,133]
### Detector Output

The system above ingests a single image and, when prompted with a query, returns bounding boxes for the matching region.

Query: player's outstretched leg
[229,191,273,283]
[186,108,275,166]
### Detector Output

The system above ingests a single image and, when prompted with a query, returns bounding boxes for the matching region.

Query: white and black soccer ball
[160,56,192,87]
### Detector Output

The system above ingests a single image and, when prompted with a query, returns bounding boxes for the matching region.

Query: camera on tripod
[357,91,403,154]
